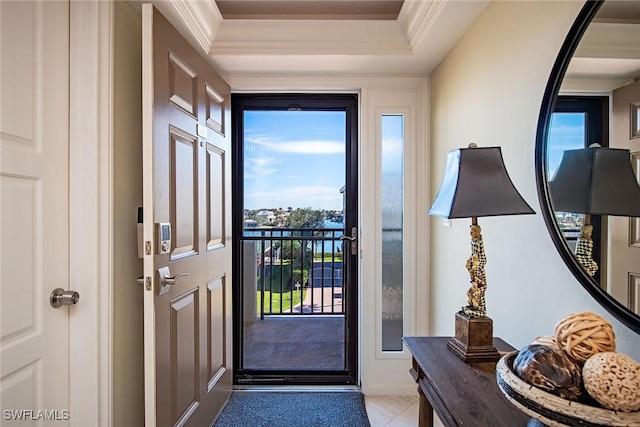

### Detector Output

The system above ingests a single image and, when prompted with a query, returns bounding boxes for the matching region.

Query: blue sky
[243,110,346,210]
[243,109,577,210]
[547,112,586,178]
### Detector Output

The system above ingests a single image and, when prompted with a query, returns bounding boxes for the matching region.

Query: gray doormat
[213,392,371,427]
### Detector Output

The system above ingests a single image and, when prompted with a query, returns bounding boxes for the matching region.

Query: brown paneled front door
[142,5,232,426]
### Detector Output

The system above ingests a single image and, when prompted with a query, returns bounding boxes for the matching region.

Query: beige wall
[113,1,144,425]
[430,1,640,358]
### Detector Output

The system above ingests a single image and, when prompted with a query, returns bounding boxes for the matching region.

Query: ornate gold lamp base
[448,311,501,363]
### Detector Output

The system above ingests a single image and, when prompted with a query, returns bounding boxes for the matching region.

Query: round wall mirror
[536,0,640,333]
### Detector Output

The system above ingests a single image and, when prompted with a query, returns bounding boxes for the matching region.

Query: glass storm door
[548,96,608,283]
[231,94,358,385]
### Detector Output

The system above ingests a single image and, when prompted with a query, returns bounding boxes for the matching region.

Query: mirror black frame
[535,0,640,334]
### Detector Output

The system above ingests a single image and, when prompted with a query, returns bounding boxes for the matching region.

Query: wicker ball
[555,312,616,364]
[583,352,640,412]
[532,335,559,349]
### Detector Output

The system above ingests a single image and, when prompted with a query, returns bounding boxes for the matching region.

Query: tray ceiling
[215,0,404,20]
[151,0,490,78]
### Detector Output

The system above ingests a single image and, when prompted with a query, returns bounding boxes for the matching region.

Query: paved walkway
[291,286,343,314]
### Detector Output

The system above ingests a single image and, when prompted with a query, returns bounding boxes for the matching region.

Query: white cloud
[247,135,344,154]
[245,156,280,179]
[270,140,344,154]
[245,185,344,210]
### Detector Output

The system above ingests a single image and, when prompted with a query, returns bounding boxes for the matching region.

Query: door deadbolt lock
[50,288,80,308]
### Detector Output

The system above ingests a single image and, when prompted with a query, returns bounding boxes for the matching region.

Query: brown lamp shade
[549,146,640,217]
[429,146,535,219]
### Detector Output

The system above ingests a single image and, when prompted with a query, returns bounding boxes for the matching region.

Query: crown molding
[397,0,447,50]
[153,0,222,55]
[561,76,635,93]
[226,73,428,92]
[209,20,412,56]
[575,22,640,59]
[210,40,412,56]
[147,0,488,76]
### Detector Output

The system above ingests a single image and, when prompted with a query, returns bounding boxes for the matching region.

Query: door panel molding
[170,289,200,424]
[0,175,40,345]
[143,5,232,426]
[168,51,198,118]
[206,276,226,385]
[205,85,226,135]
[206,146,225,249]
[170,127,199,260]
[629,273,640,315]
[630,152,640,248]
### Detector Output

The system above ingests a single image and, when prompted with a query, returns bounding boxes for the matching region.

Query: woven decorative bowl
[496,351,640,427]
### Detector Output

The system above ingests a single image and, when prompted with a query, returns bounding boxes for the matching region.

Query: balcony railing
[240,227,345,320]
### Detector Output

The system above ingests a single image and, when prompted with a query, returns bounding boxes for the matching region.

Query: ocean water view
[243,219,345,254]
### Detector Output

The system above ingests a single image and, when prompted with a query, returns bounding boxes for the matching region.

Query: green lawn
[313,255,343,262]
[258,289,306,314]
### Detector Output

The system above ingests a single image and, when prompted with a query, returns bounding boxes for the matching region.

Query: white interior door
[1,1,71,424]
[142,4,233,426]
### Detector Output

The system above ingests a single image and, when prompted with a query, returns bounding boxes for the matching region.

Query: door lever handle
[163,272,190,286]
[339,227,358,255]
[157,266,190,296]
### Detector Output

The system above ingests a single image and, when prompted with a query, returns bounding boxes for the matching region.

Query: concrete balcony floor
[242,315,346,370]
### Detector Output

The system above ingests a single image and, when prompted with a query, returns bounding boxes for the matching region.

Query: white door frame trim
[227,76,430,394]
[66,3,431,419]
[69,2,114,425]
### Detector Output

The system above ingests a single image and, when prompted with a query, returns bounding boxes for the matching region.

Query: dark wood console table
[404,336,530,427]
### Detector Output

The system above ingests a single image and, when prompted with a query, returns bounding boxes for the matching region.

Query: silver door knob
[50,288,80,308]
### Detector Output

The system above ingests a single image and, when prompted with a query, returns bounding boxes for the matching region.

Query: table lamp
[429,144,535,363]
[549,144,640,277]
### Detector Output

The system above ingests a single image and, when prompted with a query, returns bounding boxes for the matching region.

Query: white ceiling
[146,0,639,88]
[564,1,640,92]
[151,0,490,78]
